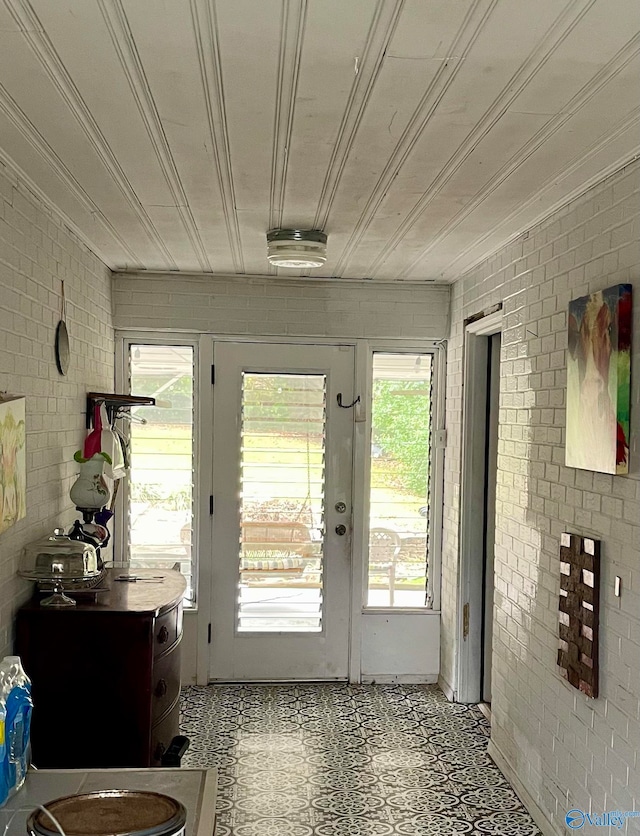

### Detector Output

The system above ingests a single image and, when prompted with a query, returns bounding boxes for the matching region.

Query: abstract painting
[0,396,26,534]
[557,533,600,698]
[566,283,632,474]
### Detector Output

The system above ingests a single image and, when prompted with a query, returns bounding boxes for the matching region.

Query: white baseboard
[438,674,455,701]
[360,674,439,684]
[488,740,562,836]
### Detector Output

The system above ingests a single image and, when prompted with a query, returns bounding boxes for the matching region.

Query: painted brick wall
[442,159,640,832]
[112,273,450,341]
[0,158,114,658]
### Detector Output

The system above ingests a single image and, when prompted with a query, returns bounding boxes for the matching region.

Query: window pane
[128,345,195,604]
[238,373,326,632]
[367,353,432,608]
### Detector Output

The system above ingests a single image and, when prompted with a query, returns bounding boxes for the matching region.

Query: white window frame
[115,332,200,607]
[116,331,445,682]
[359,342,445,614]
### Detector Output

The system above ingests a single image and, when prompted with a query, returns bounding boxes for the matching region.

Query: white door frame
[116,331,445,685]
[207,341,355,681]
[457,308,502,704]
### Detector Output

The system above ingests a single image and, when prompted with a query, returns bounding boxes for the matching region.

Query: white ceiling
[0,0,638,282]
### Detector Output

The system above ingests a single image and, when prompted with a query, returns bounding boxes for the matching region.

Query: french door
[209,342,355,680]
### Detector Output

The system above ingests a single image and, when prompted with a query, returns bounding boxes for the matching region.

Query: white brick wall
[0,157,114,657]
[112,274,450,341]
[442,159,640,831]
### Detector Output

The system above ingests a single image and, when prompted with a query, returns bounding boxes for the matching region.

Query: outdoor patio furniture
[369,527,401,605]
[240,520,315,579]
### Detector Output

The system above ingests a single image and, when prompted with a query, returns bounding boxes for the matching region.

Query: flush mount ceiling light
[266,229,327,269]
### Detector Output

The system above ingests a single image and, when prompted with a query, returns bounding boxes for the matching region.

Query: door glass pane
[128,345,195,604]
[238,373,326,632]
[367,353,432,608]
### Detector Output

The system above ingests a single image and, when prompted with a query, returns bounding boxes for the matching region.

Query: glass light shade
[266,229,327,269]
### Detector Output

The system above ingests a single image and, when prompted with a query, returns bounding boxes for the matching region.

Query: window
[127,344,195,604]
[367,353,433,608]
[238,373,326,632]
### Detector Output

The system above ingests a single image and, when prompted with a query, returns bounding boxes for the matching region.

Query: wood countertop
[20,568,187,616]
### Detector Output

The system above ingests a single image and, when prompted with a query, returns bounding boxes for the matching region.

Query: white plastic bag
[99,404,127,480]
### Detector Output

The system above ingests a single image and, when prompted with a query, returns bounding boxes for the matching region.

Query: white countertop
[0,768,217,835]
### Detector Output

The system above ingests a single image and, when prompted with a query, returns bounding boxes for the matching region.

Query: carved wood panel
[557,532,600,698]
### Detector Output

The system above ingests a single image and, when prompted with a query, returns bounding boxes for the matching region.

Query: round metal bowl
[27,790,187,836]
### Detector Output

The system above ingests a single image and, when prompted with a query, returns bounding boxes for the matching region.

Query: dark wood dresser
[16,569,186,769]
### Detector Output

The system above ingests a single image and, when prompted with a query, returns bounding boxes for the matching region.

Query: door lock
[335,524,347,536]
[335,501,347,514]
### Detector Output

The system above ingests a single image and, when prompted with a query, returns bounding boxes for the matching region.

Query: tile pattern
[181,684,540,835]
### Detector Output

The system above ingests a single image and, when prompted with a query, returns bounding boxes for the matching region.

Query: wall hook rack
[86,392,155,429]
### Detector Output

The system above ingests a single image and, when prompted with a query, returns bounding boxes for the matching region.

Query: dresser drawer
[151,699,181,766]
[151,640,181,723]
[154,604,182,653]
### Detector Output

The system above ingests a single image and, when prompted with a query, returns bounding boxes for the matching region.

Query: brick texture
[442,159,640,829]
[112,274,450,341]
[0,157,114,657]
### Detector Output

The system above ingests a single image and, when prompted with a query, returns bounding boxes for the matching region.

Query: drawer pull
[154,678,168,698]
[157,626,169,644]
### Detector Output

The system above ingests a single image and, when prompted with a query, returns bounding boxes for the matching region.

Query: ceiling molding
[332,0,498,276]
[3,0,178,270]
[0,81,142,266]
[368,0,599,277]
[99,0,212,272]
[111,269,449,289]
[190,0,245,274]
[400,31,640,279]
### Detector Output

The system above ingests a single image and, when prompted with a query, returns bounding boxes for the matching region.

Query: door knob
[335,524,347,536]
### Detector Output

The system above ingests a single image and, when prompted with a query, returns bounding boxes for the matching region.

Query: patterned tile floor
[180,684,541,836]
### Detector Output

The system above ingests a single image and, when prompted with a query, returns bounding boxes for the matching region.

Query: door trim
[207,341,355,681]
[116,331,446,685]
[196,335,214,685]
[457,309,502,704]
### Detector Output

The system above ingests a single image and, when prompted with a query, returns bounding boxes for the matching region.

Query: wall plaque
[557,532,600,698]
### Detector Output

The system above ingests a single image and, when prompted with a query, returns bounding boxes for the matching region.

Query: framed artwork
[566,283,632,474]
[0,395,26,534]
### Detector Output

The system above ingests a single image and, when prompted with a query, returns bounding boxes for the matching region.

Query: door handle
[335,524,347,536]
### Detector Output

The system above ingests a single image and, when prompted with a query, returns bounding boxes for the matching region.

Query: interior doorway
[457,309,502,704]
[481,332,500,704]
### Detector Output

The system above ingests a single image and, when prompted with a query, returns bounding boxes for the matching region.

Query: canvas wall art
[0,396,26,534]
[566,283,632,474]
